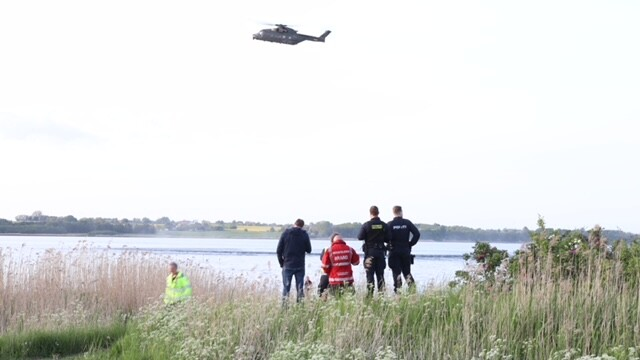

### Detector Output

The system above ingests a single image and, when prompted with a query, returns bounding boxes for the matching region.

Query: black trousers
[318,274,330,296]
[364,249,386,295]
[388,251,414,292]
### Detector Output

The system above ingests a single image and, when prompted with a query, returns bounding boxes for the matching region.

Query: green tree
[310,221,333,238]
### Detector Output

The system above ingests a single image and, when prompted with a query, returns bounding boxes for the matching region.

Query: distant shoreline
[0,232,525,243]
[4,212,638,243]
[0,231,279,239]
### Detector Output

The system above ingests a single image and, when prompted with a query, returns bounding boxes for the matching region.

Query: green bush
[458,216,640,287]
[455,241,509,286]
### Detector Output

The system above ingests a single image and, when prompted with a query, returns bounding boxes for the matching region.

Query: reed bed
[0,242,260,334]
[2,241,640,359]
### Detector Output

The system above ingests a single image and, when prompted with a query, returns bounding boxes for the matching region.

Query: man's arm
[384,223,392,244]
[357,223,367,241]
[181,275,193,297]
[276,230,286,267]
[351,247,360,265]
[321,250,331,274]
[304,232,312,254]
[408,220,421,247]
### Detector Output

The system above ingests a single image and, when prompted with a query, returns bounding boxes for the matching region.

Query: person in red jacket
[321,234,360,294]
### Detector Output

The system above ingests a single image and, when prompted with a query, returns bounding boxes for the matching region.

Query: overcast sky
[1,0,638,232]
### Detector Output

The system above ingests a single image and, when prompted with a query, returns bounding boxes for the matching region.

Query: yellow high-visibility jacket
[164,272,192,304]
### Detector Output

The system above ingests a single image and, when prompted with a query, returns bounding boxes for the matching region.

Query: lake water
[0,235,524,288]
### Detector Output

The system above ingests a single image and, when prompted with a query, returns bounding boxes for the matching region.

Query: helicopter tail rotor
[319,30,331,41]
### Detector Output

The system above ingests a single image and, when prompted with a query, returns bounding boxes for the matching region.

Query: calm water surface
[1,236,524,288]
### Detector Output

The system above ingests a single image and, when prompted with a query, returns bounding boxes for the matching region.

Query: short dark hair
[369,206,379,216]
[294,219,305,228]
[330,232,340,242]
[393,206,403,215]
[169,262,178,269]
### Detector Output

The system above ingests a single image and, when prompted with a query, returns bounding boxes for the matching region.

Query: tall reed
[110,245,640,359]
[0,242,242,333]
[2,241,640,359]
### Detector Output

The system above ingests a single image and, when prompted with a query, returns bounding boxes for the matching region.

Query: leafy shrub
[457,216,640,287]
[454,242,509,286]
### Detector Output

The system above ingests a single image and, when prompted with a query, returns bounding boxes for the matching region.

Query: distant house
[15,211,48,223]
[174,220,205,231]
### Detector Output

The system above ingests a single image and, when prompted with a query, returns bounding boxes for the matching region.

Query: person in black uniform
[358,205,391,296]
[387,205,421,293]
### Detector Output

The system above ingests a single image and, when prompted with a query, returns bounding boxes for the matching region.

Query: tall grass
[103,248,640,359]
[0,242,242,333]
[2,241,640,359]
[0,323,125,359]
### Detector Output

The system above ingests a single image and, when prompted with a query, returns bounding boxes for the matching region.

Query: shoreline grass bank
[2,233,640,359]
[0,323,125,359]
[88,274,640,360]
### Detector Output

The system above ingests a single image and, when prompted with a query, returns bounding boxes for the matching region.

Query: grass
[87,273,640,360]
[0,323,125,359]
[89,260,640,359]
[3,241,640,359]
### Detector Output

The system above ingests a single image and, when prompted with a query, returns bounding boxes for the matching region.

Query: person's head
[294,219,305,228]
[169,262,178,275]
[393,205,403,217]
[369,205,379,218]
[330,233,341,243]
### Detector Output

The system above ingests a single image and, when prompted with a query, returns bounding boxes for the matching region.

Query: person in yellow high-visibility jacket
[164,262,193,304]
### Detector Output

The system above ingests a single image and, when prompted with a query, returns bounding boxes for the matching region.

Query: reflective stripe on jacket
[321,239,360,286]
[165,272,192,304]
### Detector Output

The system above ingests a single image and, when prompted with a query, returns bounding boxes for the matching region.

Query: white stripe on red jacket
[321,239,360,286]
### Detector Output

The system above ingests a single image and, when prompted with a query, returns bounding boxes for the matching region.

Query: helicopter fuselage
[253,27,331,45]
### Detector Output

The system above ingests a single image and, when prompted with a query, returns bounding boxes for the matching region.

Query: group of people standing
[276,205,421,302]
[163,205,421,304]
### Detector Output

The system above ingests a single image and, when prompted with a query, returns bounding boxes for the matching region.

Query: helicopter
[253,24,331,45]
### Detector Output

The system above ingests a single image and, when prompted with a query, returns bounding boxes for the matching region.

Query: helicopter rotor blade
[256,21,296,28]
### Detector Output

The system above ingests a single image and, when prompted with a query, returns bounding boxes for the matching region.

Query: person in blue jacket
[277,219,312,302]
[387,206,421,293]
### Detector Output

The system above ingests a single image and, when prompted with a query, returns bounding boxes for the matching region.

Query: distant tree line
[0,212,282,236]
[1,211,637,243]
[307,221,638,243]
[0,211,156,236]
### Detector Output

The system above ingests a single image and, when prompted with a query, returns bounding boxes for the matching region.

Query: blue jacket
[277,227,312,269]
[387,217,421,253]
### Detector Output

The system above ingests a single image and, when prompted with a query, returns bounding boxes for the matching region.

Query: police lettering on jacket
[387,217,421,251]
[357,217,391,250]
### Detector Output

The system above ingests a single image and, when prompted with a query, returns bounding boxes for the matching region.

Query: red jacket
[321,239,360,286]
